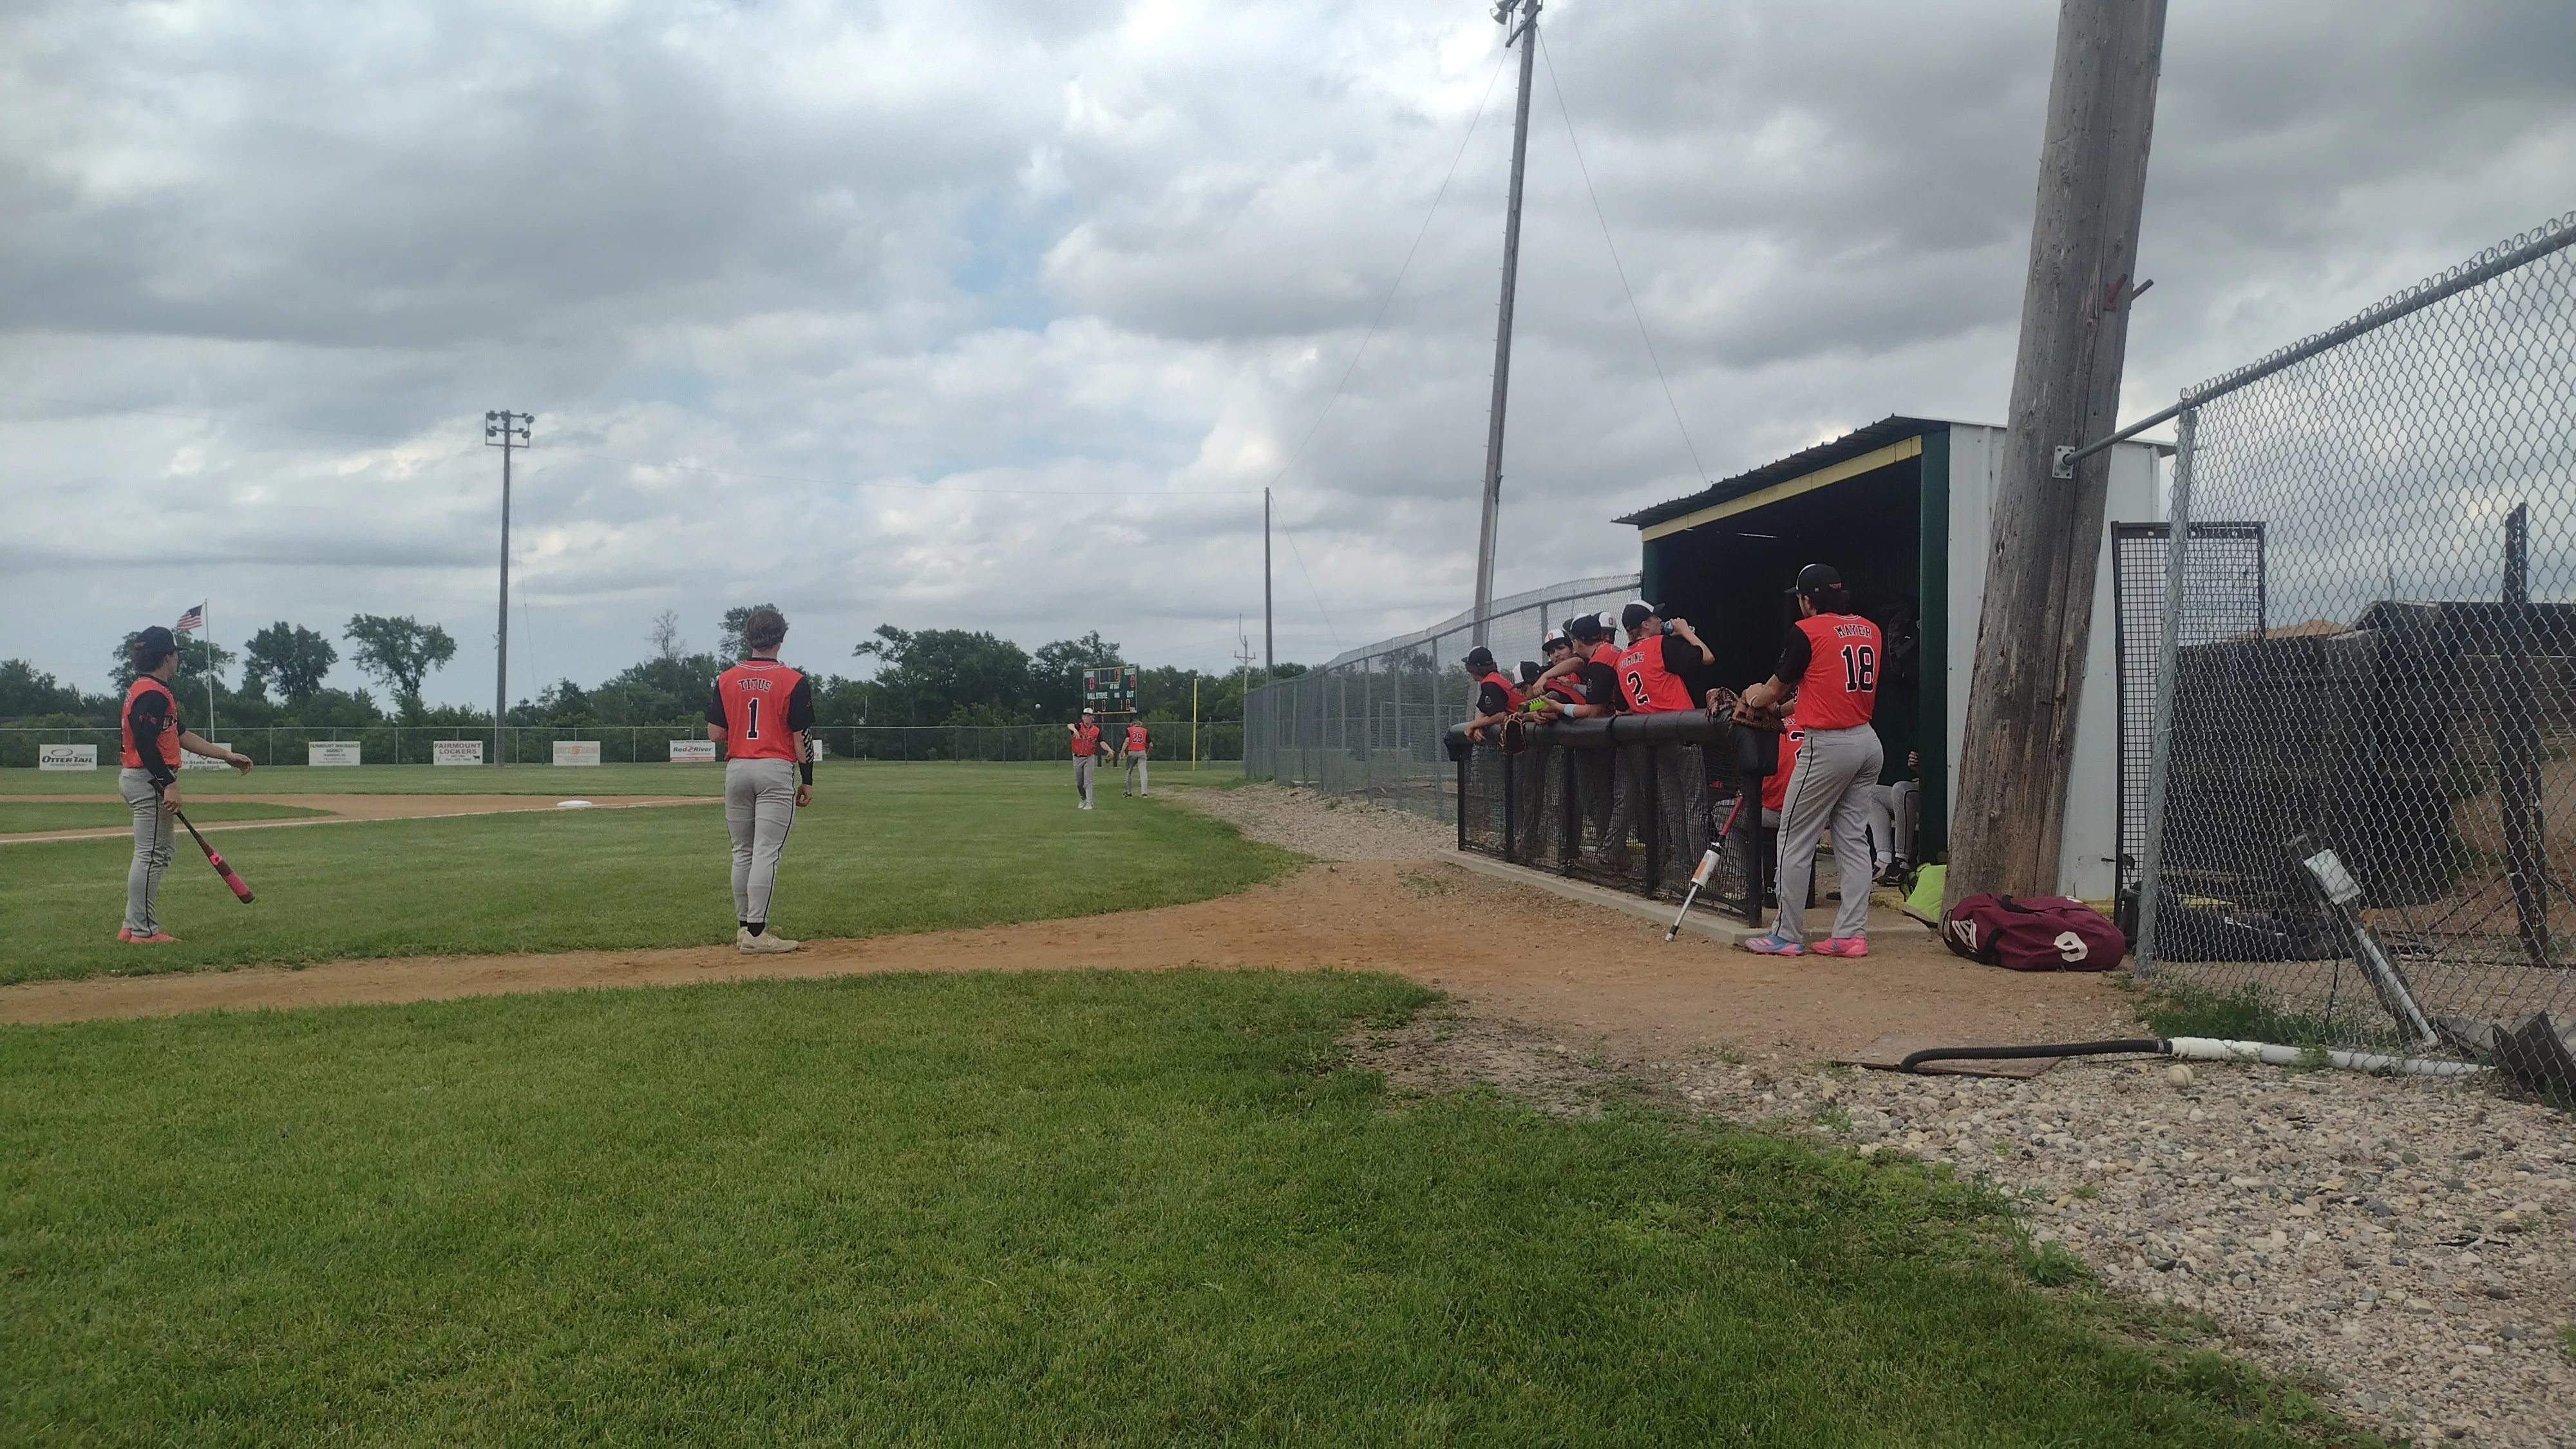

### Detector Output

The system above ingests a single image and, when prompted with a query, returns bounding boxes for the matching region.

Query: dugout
[1616,417,2165,900]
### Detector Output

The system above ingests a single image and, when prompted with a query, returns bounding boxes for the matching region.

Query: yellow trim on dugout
[1638,435,1924,542]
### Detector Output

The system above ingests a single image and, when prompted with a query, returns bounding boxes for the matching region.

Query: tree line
[1,606,1305,734]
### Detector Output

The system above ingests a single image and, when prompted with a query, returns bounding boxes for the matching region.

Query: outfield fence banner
[553,741,603,767]
[184,742,237,770]
[1,724,1244,770]
[2135,209,2576,1073]
[669,739,717,763]
[37,743,95,771]
[308,741,361,767]
[1243,573,1640,824]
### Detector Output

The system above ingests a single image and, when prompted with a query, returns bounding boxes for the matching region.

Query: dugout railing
[1446,710,1770,922]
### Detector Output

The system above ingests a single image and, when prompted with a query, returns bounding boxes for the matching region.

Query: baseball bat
[1665,791,1748,942]
[172,808,255,904]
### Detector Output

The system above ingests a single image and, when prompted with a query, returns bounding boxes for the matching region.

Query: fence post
[2132,403,2197,978]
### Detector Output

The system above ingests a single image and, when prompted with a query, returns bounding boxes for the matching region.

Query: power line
[1255,46,1515,500]
[1274,518,1342,650]
[1536,30,1710,490]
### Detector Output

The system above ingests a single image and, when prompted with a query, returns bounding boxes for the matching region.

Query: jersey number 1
[1839,644,1877,694]
[743,697,760,739]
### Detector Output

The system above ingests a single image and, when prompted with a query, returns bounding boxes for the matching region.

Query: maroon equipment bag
[1940,894,2123,972]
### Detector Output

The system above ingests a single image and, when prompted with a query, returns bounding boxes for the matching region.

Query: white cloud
[2,0,2570,699]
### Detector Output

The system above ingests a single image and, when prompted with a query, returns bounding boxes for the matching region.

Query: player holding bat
[117,625,254,943]
[706,607,814,954]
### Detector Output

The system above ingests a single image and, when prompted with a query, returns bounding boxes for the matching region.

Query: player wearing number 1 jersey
[1735,565,1885,958]
[706,607,815,954]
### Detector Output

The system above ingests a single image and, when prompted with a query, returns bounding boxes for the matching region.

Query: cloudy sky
[3,0,2570,704]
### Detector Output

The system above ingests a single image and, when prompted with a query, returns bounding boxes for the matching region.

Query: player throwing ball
[706,607,813,954]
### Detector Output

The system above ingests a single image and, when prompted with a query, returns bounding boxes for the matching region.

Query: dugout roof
[1615,415,1952,536]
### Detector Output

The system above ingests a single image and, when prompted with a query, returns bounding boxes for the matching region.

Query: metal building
[1617,416,2166,900]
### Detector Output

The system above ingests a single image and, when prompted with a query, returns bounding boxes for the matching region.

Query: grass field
[0,759,1247,797]
[0,800,328,833]
[0,969,2360,1446]
[0,764,1291,984]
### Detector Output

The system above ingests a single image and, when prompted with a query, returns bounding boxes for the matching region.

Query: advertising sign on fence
[308,741,361,767]
[553,741,602,767]
[668,739,716,763]
[433,740,485,766]
[180,743,241,770]
[37,743,97,771]
[810,738,829,760]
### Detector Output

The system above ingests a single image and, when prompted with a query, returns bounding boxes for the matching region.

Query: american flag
[174,604,205,634]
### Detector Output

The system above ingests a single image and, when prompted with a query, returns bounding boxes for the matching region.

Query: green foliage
[2557,1322,2575,1363]
[0,659,104,722]
[855,625,1039,725]
[240,622,339,704]
[0,971,2371,1446]
[342,614,457,710]
[108,631,235,690]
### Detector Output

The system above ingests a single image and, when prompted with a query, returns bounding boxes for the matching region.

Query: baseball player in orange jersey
[1737,565,1884,957]
[1593,601,1713,877]
[1122,717,1151,797]
[705,607,813,954]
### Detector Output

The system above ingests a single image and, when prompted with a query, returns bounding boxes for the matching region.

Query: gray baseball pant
[724,758,798,925]
[1772,724,1884,944]
[1074,754,1096,807]
[1862,781,1920,868]
[120,767,174,936]
[1124,753,1147,796]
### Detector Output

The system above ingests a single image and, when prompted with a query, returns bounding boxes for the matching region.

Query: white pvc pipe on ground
[2164,1037,2487,1079]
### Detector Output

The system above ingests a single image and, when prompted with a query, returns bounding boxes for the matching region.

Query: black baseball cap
[1540,628,1571,651]
[1463,645,1497,672]
[1620,601,1662,632]
[1788,564,1846,596]
[1566,612,1609,641]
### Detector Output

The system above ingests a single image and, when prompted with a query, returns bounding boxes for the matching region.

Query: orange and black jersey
[706,661,815,762]
[1473,671,1523,717]
[1776,614,1880,730]
[120,676,185,786]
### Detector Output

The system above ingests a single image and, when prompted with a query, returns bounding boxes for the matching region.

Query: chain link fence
[1,723,1241,770]
[1243,573,1637,821]
[2137,210,2576,1072]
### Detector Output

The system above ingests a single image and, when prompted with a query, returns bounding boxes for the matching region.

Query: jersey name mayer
[1794,614,1881,730]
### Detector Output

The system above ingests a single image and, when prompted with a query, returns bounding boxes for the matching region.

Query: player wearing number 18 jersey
[1735,565,1885,958]
[706,607,815,954]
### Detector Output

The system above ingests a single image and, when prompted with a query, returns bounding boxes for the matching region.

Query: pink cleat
[126,931,181,945]
[1741,933,1804,956]
[116,927,133,943]
[1814,936,1870,958]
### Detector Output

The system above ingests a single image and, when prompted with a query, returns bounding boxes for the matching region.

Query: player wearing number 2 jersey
[1734,565,1885,958]
[706,608,815,954]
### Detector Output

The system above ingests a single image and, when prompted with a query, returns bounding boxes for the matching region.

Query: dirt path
[0,794,714,845]
[0,858,2136,1056]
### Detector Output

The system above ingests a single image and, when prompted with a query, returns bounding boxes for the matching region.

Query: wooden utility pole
[1948,0,2168,904]
[1471,0,1539,648]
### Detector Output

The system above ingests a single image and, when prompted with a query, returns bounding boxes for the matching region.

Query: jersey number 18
[1839,644,1877,693]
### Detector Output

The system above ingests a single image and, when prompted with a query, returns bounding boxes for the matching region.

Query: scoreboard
[1083,665,1140,714]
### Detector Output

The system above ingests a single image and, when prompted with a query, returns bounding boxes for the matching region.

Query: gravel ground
[1213,782,2576,1443]
[1168,782,1452,861]
[1665,1054,2576,1447]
